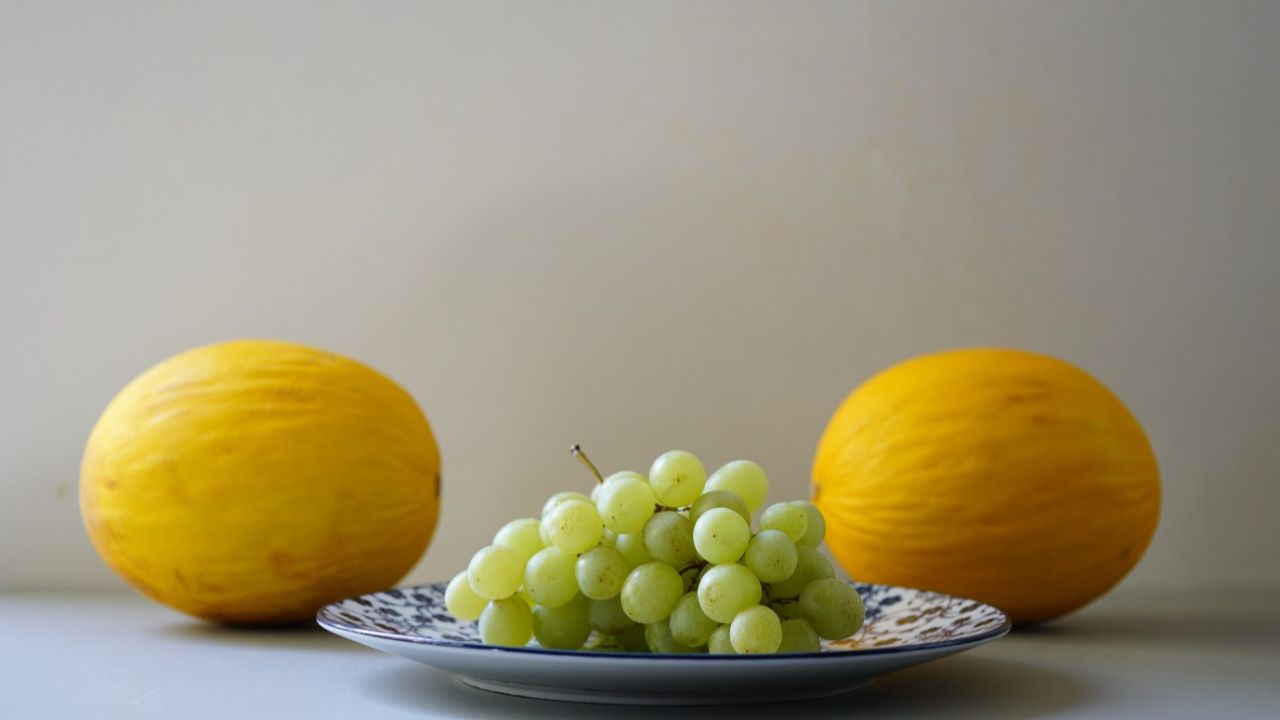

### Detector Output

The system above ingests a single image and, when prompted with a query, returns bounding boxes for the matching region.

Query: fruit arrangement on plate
[444,447,863,654]
[82,341,1156,644]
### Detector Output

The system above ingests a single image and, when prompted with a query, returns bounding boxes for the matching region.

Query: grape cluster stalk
[444,446,865,654]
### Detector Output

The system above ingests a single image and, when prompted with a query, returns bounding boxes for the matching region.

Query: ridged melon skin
[813,348,1159,624]
[80,340,440,624]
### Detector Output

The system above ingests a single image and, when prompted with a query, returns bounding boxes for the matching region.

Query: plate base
[457,675,867,705]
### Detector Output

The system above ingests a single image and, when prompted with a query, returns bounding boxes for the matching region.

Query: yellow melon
[80,340,440,623]
[812,348,1159,624]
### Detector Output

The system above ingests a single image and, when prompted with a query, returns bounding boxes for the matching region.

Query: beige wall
[2,1,1277,592]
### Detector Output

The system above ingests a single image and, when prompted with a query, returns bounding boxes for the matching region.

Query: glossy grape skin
[587,596,637,634]
[444,571,487,621]
[543,499,604,554]
[576,546,629,600]
[791,501,826,547]
[707,624,735,654]
[523,546,579,608]
[532,595,591,650]
[467,545,523,600]
[615,532,653,568]
[668,591,720,647]
[689,490,751,525]
[649,451,707,507]
[697,563,762,624]
[620,562,684,624]
[799,579,865,640]
[705,460,769,512]
[765,544,835,599]
[743,529,798,583]
[479,596,533,646]
[729,605,782,654]
[760,502,809,543]
[542,491,592,518]
[493,518,544,564]
[596,475,657,534]
[778,618,822,653]
[602,471,647,491]
[642,511,697,567]
[692,507,751,565]
[594,472,644,504]
[645,619,706,654]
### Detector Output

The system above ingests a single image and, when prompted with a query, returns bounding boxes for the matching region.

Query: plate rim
[316,581,1011,661]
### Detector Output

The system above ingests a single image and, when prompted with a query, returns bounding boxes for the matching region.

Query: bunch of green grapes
[445,447,864,654]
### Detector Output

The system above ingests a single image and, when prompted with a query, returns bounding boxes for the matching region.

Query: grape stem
[677,560,707,576]
[570,444,604,484]
[678,560,709,588]
[762,585,798,605]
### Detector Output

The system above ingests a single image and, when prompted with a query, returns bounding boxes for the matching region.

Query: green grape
[692,507,750,564]
[799,579,865,640]
[604,470,647,486]
[479,596,533,646]
[523,546,579,608]
[592,471,644,504]
[729,605,782,654]
[493,518,544,564]
[689,490,751,525]
[600,527,617,546]
[542,491,592,518]
[539,520,552,547]
[596,475,657,534]
[679,567,696,592]
[707,624,736,654]
[760,502,808,543]
[533,595,591,650]
[467,545,523,600]
[617,624,649,652]
[771,601,804,620]
[615,533,653,568]
[588,596,636,633]
[642,511,696,566]
[516,588,536,608]
[649,450,706,507]
[444,571,487,621]
[645,619,705,654]
[705,460,768,512]
[620,562,684,624]
[766,545,835,599]
[543,498,603,554]
[697,563,762,624]
[778,618,822,653]
[792,501,826,547]
[576,546,629,600]
[743,529,798,583]
[668,591,719,647]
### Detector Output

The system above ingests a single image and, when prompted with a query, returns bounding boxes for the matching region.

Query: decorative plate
[317,581,1009,705]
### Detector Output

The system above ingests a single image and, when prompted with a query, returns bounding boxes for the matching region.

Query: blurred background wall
[2,0,1277,592]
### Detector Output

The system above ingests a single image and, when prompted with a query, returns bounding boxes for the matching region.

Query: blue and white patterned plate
[317,581,1009,705]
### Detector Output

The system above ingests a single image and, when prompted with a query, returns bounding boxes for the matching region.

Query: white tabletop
[2,588,1276,719]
